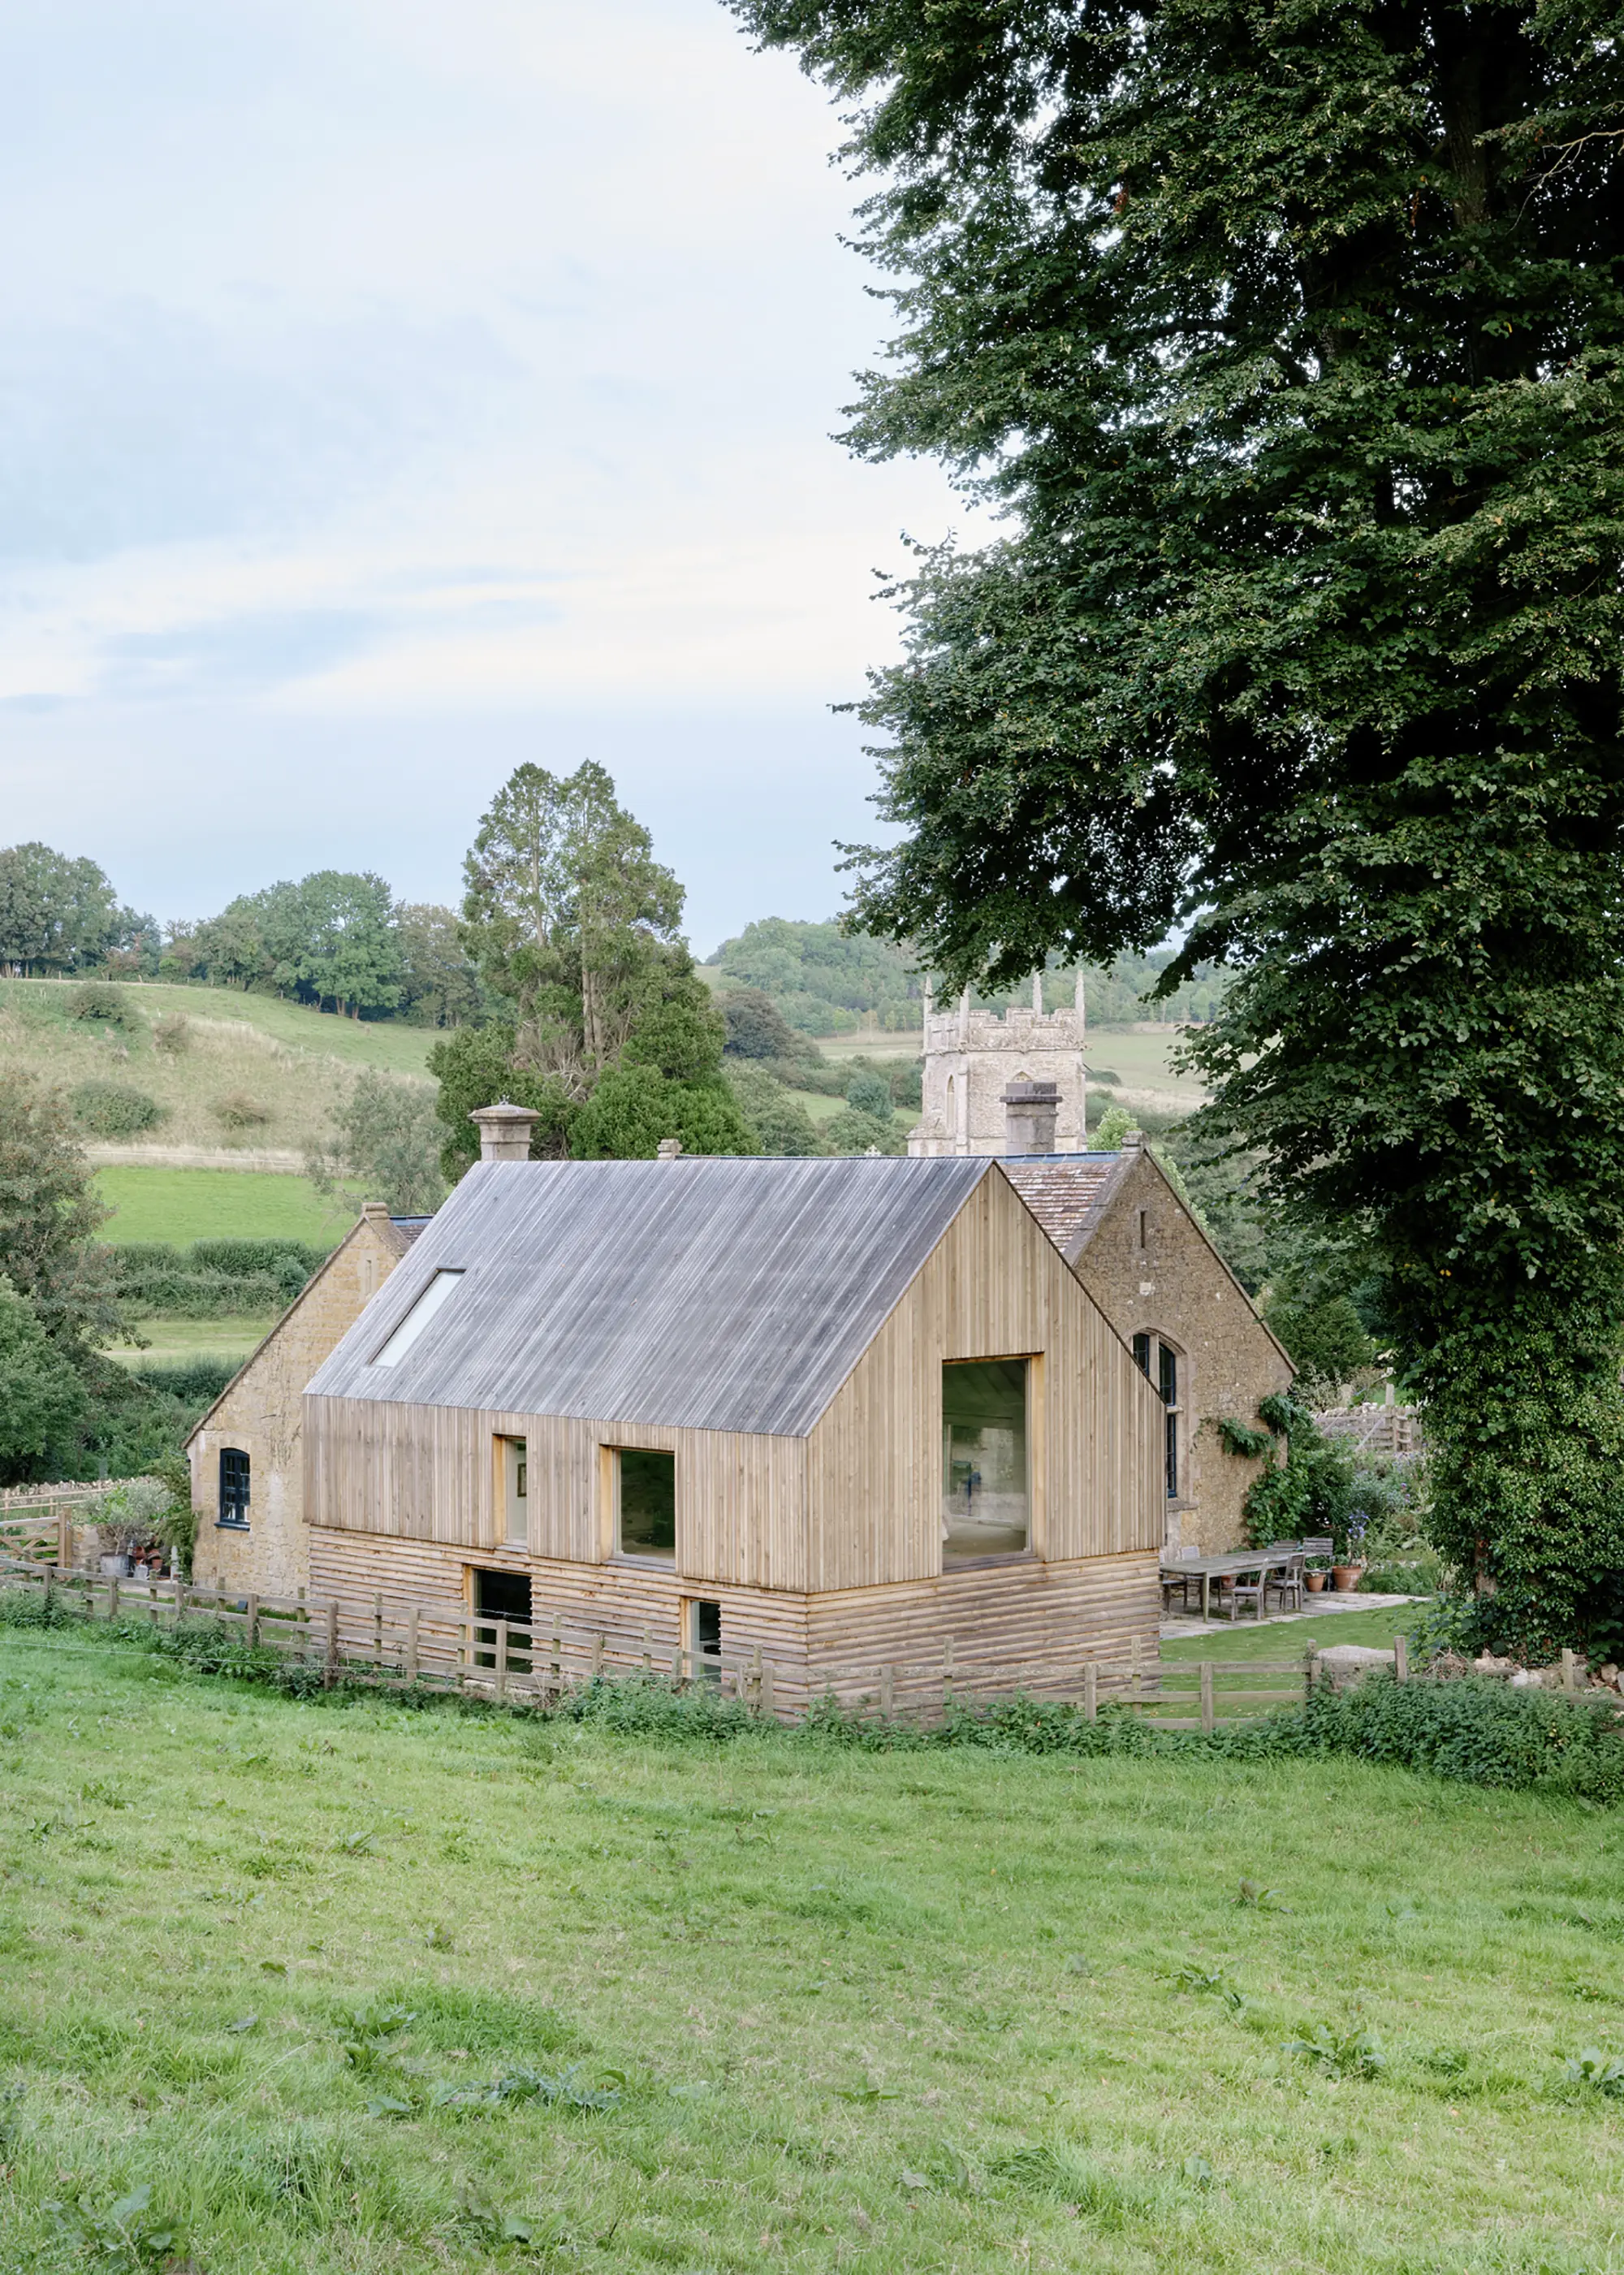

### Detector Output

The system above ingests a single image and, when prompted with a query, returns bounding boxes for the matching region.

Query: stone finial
[656,1136,684,1161]
[361,1201,391,1222]
[1122,1127,1147,1149]
[469,1100,541,1163]
[1002,1079,1060,1156]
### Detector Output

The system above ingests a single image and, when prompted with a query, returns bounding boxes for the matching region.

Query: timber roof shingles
[306,1154,995,1438]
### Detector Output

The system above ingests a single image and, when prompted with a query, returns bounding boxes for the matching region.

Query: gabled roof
[183,1210,425,1450]
[1000,1153,1129,1254]
[306,1156,997,1438]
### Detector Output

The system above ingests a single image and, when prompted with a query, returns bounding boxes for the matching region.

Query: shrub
[190,1238,327,1293]
[212,1091,272,1131]
[845,1070,894,1120]
[67,981,130,1026]
[69,1081,164,1136]
[127,1357,241,1402]
[152,1013,189,1054]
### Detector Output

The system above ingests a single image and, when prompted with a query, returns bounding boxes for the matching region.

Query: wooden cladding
[308,1526,1160,1709]
[302,1166,1165,1596]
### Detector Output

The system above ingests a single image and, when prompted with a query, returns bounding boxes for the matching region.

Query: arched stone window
[1131,1333,1187,1501]
[218,1447,251,1529]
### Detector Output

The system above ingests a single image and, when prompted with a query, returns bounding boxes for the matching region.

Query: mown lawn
[1,1626,1619,2275]
[94,1167,348,1248]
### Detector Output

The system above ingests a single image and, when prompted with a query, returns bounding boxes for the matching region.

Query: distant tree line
[708,918,1225,1038]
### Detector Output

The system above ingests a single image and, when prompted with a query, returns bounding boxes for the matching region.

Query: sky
[0,0,973,956]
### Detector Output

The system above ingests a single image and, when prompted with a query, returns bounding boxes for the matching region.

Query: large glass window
[617,1448,676,1562]
[941,1359,1029,1562]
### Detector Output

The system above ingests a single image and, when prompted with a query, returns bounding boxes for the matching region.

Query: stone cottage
[187,1204,429,1598]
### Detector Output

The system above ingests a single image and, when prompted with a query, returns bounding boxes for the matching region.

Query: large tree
[0,843,119,975]
[733,0,1624,1648]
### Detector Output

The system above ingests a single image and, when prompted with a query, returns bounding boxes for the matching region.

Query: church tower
[907,973,1088,1157]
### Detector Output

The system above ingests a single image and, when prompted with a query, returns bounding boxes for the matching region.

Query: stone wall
[1070,1147,1294,1553]
[188,1209,410,1601]
[909,984,1089,1156]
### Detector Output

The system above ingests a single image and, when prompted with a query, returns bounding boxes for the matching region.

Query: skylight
[371,1269,464,1367]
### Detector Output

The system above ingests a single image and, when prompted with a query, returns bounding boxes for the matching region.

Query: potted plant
[1305,1556,1330,1593]
[1331,1559,1364,1592]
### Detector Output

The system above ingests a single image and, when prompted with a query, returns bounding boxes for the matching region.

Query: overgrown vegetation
[0,1620,1620,2273]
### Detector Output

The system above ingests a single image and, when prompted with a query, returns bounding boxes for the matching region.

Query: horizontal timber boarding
[1,1557,1348,1726]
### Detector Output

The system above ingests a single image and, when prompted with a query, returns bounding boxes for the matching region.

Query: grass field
[0,980,434,1163]
[102,1314,278,1369]
[0,1623,1618,2275]
[93,1166,351,1248]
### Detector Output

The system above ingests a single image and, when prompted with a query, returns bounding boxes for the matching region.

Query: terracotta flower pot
[1332,1564,1362,1592]
[1305,1571,1326,1592]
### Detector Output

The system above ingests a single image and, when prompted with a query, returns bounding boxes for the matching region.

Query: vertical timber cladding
[804,1166,1167,1589]
[301,1162,1165,1676]
[303,1398,811,1589]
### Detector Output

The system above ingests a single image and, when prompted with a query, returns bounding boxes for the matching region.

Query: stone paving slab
[1160,1590,1425,1640]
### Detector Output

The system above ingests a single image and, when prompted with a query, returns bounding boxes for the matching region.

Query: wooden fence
[1313,1404,1424,1460]
[0,1556,1353,1730]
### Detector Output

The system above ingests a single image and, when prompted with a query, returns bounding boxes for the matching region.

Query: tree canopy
[0,843,122,975]
[733,0,1624,1648]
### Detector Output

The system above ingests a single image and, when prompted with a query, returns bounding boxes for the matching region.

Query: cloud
[0,0,969,935]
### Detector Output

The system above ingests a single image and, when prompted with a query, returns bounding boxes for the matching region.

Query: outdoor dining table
[1160,1548,1294,1623]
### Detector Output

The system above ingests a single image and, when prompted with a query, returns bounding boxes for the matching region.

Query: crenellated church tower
[906,974,1088,1157]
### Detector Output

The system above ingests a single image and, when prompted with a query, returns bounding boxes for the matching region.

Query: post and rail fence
[0,1555,1461,1731]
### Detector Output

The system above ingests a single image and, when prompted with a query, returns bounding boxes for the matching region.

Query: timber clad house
[188,1081,1289,1703]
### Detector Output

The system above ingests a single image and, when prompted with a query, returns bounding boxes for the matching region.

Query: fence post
[1130,1632,1142,1702]
[107,1576,119,1624]
[1393,1632,1408,1684]
[404,1605,420,1685]
[749,1642,762,1710]
[642,1625,652,1676]
[1302,1642,1318,1697]
[173,1576,186,1628]
[495,1618,508,1701]
[942,1636,955,1712]
[324,1601,339,1687]
[880,1663,895,1721]
[590,1632,605,1681]
[373,1593,383,1672]
[1561,1647,1578,1693]
[1084,1663,1098,1724]
[761,1657,775,1719]
[1200,1661,1215,1736]
[245,1593,259,1649]
[671,1643,684,1688]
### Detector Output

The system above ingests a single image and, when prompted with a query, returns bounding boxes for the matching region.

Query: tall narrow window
[371,1269,464,1367]
[1159,1343,1181,1498]
[616,1448,676,1563]
[1132,1333,1151,1377]
[1137,1209,1148,1251]
[218,1448,250,1528]
[941,1359,1029,1562]
[498,1435,528,1546]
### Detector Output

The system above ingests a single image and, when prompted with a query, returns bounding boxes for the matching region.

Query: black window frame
[218,1447,251,1529]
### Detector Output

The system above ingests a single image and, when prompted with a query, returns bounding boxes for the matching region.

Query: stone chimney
[1001,1079,1060,1156]
[469,1101,541,1163]
[656,1136,683,1161]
